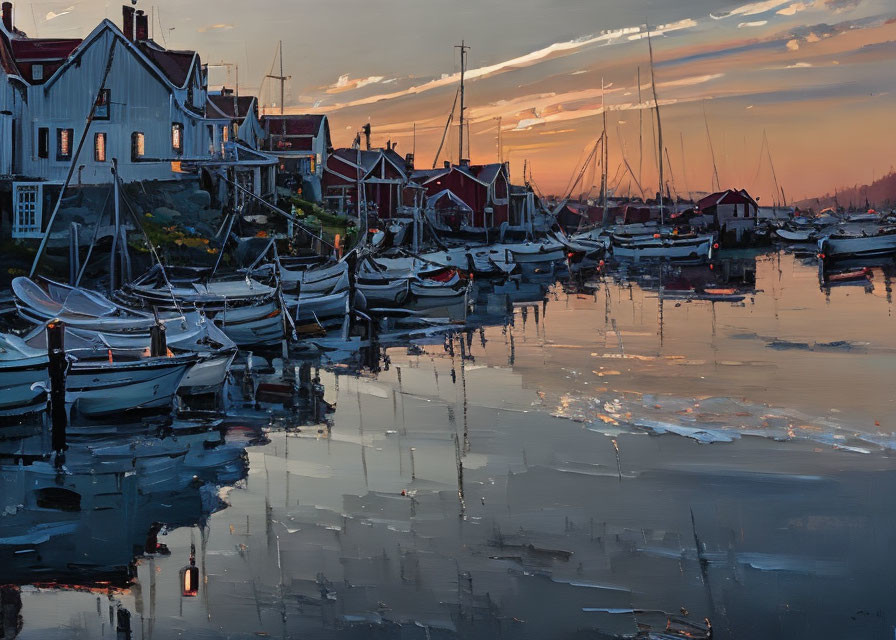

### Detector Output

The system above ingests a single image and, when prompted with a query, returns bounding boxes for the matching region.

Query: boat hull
[611,235,713,262]
[67,357,193,417]
[819,234,896,259]
[0,358,49,411]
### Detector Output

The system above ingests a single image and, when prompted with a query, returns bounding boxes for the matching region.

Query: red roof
[262,114,325,136]
[697,188,757,210]
[0,31,19,76]
[136,42,196,87]
[261,115,330,153]
[207,93,255,119]
[9,37,81,61]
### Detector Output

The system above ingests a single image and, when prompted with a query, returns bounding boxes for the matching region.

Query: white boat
[817,229,896,259]
[500,241,567,265]
[254,259,348,294]
[13,277,159,332]
[610,233,714,263]
[356,276,411,306]
[776,228,813,242]
[0,334,49,414]
[121,268,285,347]
[285,288,351,324]
[66,354,196,418]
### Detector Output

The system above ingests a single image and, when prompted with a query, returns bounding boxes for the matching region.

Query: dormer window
[32,64,44,81]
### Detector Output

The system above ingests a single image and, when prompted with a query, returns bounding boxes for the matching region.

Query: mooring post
[47,320,68,464]
[150,321,167,357]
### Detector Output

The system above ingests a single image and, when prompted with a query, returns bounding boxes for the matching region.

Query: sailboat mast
[456,41,469,163]
[637,66,643,188]
[602,78,608,222]
[647,31,664,225]
[279,41,284,115]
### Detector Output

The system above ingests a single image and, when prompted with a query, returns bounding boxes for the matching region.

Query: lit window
[309,155,316,174]
[56,128,73,161]
[131,132,145,161]
[172,123,183,154]
[32,64,43,81]
[222,125,229,143]
[94,133,106,162]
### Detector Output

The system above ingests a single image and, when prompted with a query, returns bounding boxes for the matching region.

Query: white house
[260,114,331,201]
[0,4,277,238]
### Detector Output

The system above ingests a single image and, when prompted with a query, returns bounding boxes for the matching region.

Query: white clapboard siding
[19,22,228,185]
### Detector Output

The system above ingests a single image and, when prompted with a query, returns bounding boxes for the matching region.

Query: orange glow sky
[25,0,896,202]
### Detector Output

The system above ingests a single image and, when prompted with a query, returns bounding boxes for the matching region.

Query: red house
[322,147,410,219]
[411,161,509,230]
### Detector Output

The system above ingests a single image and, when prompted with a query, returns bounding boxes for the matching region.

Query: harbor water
[3,251,896,639]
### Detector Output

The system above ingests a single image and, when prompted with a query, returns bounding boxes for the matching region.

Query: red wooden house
[322,147,410,219]
[411,161,510,230]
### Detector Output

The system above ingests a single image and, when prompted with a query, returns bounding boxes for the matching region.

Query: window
[131,132,145,161]
[13,183,41,238]
[222,125,229,143]
[171,123,183,154]
[32,64,44,81]
[37,127,49,159]
[94,133,106,162]
[56,128,73,161]
[94,89,111,120]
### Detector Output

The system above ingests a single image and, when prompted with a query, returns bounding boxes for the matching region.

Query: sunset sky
[21,0,896,202]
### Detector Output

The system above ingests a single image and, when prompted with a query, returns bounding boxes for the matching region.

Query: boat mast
[601,78,609,224]
[647,30,665,225]
[637,66,643,189]
[265,41,289,115]
[456,40,469,163]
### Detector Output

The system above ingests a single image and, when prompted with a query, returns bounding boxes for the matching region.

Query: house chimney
[405,153,414,172]
[122,5,135,41]
[443,160,450,169]
[135,10,148,41]
[362,123,371,151]
[459,158,470,167]
[2,3,12,33]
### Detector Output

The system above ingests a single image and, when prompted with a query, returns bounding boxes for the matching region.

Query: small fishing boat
[66,353,197,418]
[121,266,285,347]
[610,233,714,263]
[0,334,49,415]
[817,228,896,260]
[23,318,237,397]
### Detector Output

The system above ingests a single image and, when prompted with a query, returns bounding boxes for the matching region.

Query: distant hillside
[795,172,896,211]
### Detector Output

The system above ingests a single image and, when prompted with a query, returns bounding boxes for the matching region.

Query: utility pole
[266,41,290,115]
[455,40,469,163]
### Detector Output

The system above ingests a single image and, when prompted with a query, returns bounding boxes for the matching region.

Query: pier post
[47,321,68,463]
[150,322,167,357]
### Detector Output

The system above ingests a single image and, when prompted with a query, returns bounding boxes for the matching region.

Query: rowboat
[610,233,714,263]
[817,229,896,260]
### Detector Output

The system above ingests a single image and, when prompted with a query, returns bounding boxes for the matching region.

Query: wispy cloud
[198,24,234,33]
[327,74,387,94]
[45,7,74,21]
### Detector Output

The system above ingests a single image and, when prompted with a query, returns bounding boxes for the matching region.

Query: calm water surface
[3,251,896,639]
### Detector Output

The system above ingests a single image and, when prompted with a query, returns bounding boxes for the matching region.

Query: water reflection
[3,251,896,639]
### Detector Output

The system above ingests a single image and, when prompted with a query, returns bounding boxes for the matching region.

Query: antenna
[455,40,470,163]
